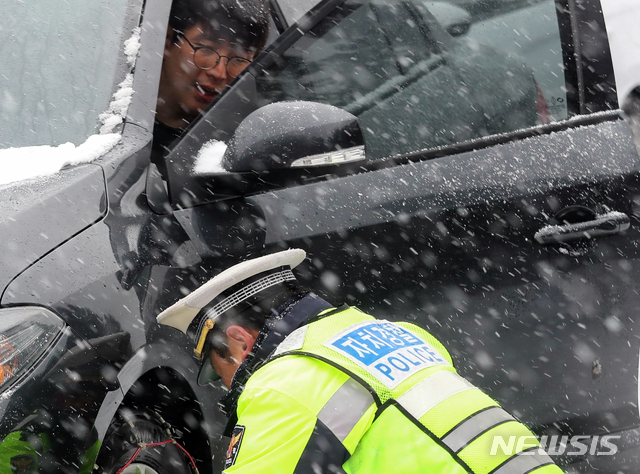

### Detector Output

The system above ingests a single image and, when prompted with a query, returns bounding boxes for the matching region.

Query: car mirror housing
[221,101,366,172]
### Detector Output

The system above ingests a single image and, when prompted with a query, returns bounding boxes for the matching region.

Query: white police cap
[156,249,306,384]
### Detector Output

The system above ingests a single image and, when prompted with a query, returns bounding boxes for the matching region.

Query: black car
[0,0,637,472]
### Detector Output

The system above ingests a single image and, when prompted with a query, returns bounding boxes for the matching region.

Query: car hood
[0,164,107,297]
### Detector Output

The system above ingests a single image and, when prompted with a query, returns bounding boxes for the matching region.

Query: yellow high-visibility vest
[224,306,563,474]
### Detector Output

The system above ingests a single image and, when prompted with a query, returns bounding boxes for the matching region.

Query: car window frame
[565,0,618,114]
[125,0,173,135]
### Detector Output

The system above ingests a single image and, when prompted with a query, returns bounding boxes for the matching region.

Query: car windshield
[0,0,130,149]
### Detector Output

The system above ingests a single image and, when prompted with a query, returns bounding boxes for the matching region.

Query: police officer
[157,249,563,474]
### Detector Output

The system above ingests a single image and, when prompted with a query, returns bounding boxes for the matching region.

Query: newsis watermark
[490,435,621,457]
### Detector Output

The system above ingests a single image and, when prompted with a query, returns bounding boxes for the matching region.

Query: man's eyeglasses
[178,33,252,78]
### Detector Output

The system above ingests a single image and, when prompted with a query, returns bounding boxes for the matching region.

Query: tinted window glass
[465,0,568,120]
[0,0,130,148]
[257,0,568,160]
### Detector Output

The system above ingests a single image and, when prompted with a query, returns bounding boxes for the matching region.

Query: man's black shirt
[151,119,184,176]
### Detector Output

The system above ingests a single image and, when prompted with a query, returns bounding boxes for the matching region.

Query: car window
[264,2,438,109]
[256,0,568,160]
[465,0,569,121]
[0,0,130,149]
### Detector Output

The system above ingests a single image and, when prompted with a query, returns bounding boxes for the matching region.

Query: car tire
[96,408,193,474]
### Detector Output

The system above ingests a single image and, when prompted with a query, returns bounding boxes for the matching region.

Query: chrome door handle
[535,211,630,244]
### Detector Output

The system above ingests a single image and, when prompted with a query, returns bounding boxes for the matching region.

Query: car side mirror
[223,101,365,172]
[191,101,367,200]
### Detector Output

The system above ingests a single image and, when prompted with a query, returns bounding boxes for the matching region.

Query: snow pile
[99,74,134,134]
[99,27,141,134]
[193,140,229,174]
[0,134,120,186]
[124,27,141,67]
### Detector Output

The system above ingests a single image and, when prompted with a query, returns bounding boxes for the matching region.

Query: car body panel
[0,132,228,471]
[124,0,171,133]
[252,116,637,246]
[0,166,107,294]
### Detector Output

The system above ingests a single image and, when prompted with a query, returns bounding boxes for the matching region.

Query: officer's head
[157,249,306,388]
[157,0,270,128]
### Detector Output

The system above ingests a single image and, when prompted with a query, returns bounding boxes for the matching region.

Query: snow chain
[109,410,200,474]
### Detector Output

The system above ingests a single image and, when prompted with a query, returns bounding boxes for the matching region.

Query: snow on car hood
[0,134,120,187]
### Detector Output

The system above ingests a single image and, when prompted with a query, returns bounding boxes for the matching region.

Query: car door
[161,0,639,471]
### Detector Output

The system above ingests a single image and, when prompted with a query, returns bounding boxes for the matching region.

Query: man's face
[210,351,241,389]
[157,24,254,128]
[209,325,259,388]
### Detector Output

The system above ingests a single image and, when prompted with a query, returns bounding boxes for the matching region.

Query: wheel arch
[90,342,228,474]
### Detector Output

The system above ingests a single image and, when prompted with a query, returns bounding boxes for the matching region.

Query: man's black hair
[168,0,270,52]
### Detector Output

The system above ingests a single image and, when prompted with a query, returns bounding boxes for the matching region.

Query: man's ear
[226,325,258,360]
[164,27,175,54]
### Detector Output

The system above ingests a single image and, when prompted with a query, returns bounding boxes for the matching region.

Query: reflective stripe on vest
[397,370,475,420]
[442,406,515,453]
[317,377,375,442]
[491,450,554,474]
[395,368,536,460]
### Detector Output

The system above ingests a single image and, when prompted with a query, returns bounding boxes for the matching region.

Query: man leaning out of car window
[151,0,270,172]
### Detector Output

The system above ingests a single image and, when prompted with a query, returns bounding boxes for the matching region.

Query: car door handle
[534,211,630,244]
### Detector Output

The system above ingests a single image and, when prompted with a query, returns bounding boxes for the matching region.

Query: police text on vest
[325,321,450,388]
